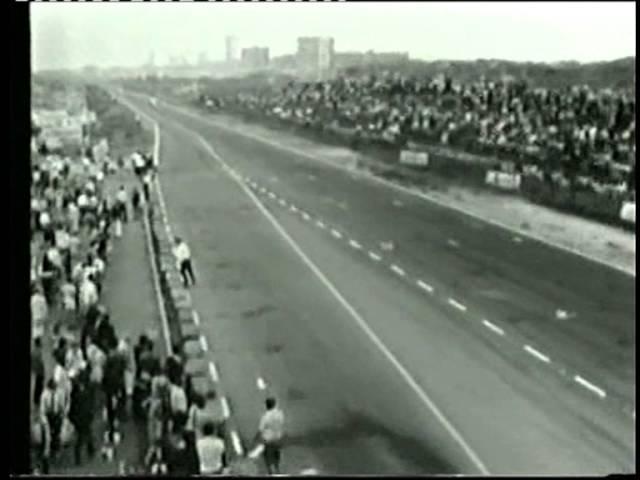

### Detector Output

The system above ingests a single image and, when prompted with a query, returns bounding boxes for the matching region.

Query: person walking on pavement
[116,185,129,223]
[103,346,127,446]
[31,410,51,474]
[68,369,96,466]
[39,378,67,460]
[173,237,196,287]
[257,397,285,475]
[31,337,45,407]
[31,284,48,341]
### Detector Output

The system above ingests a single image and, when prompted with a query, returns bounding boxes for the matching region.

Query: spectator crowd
[224,71,635,194]
[29,145,228,475]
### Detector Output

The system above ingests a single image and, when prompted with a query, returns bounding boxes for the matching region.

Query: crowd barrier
[485,170,522,191]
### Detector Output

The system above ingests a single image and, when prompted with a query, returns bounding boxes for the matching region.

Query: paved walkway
[48,175,163,475]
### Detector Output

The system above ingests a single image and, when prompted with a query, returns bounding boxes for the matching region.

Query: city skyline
[31,2,635,72]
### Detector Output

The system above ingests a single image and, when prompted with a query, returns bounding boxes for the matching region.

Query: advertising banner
[485,170,522,190]
[399,150,429,167]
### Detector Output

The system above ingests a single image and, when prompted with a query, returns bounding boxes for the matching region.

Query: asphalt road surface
[121,91,635,475]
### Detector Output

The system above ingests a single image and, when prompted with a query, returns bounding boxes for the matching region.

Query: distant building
[241,47,270,70]
[226,36,240,63]
[296,37,335,80]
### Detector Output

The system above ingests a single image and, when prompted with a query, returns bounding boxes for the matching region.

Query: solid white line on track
[209,361,219,383]
[200,335,208,352]
[448,298,467,312]
[523,345,551,364]
[316,220,326,229]
[257,377,267,390]
[482,319,505,336]
[192,311,200,326]
[349,239,362,250]
[574,375,607,399]
[331,229,342,239]
[188,132,490,475]
[391,264,406,277]
[221,397,231,419]
[230,431,244,456]
[134,103,490,475]
[416,280,434,293]
[368,251,382,261]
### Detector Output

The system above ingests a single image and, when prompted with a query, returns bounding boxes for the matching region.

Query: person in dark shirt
[69,370,96,465]
[164,418,192,475]
[94,313,118,354]
[103,348,126,444]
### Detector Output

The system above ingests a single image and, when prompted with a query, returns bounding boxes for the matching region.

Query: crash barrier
[144,184,233,464]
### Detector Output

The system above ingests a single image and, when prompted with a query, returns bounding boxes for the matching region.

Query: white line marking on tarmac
[209,361,219,383]
[188,134,489,474]
[574,375,607,399]
[302,212,311,220]
[368,251,382,261]
[416,280,434,293]
[523,345,551,364]
[290,205,298,212]
[192,311,200,326]
[316,220,326,229]
[248,443,264,459]
[331,229,342,239]
[391,264,406,277]
[220,397,231,419]
[257,377,267,390]
[448,239,460,248]
[279,199,287,206]
[482,320,505,336]
[349,240,362,250]
[230,431,244,456]
[260,187,266,193]
[448,298,467,312]
[300,468,319,475]
[268,192,276,199]
[200,335,208,352]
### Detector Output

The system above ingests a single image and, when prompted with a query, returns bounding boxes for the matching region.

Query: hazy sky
[31,1,635,71]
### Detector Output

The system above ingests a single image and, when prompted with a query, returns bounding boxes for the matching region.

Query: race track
[122,91,635,475]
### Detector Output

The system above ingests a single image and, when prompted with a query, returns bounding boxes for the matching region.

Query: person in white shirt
[60,280,77,326]
[257,397,285,475]
[31,285,48,341]
[196,422,226,474]
[39,210,51,233]
[79,275,99,316]
[173,237,196,287]
[65,339,86,380]
[55,227,71,279]
[68,202,80,234]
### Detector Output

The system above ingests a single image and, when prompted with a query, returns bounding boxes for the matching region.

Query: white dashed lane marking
[417,280,434,293]
[391,264,406,277]
[192,311,200,326]
[302,212,311,221]
[331,229,343,239]
[268,192,276,199]
[279,198,287,206]
[447,239,460,248]
[448,298,467,312]
[523,345,551,364]
[368,251,382,261]
[208,361,219,383]
[482,319,505,336]
[574,375,607,399]
[199,335,208,352]
[221,397,231,419]
[316,220,326,229]
[257,377,267,390]
[230,431,244,456]
[349,239,362,250]
[290,205,298,212]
